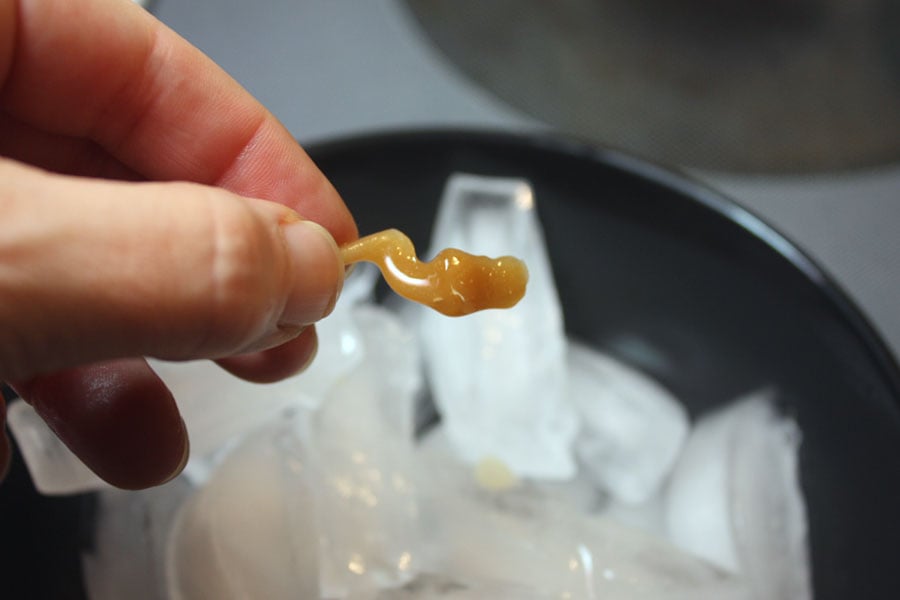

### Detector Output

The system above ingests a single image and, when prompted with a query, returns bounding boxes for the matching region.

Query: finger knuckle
[203,195,283,349]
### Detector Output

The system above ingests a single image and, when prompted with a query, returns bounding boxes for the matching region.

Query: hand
[0,0,357,489]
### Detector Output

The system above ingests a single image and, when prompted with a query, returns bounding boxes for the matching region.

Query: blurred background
[151,0,899,360]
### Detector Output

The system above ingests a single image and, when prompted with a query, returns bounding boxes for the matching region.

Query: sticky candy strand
[340,229,528,317]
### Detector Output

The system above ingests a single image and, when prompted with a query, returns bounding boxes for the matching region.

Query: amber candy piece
[339,229,528,317]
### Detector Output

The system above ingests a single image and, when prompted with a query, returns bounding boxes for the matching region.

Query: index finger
[0,0,356,243]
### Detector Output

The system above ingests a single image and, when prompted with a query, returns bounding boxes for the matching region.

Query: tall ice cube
[418,174,577,479]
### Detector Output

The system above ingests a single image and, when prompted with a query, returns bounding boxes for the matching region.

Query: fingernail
[281,220,343,326]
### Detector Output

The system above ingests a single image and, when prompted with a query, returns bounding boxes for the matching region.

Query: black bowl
[3,130,899,599]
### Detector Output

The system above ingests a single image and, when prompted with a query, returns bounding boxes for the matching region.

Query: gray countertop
[152,0,900,363]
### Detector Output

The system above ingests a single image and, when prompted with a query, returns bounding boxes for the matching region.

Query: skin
[0,0,358,489]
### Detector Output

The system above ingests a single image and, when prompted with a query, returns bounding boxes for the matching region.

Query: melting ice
[58,174,812,599]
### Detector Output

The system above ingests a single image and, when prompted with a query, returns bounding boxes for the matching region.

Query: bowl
[2,129,899,598]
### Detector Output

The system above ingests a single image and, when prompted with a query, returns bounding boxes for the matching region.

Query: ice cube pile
[11,175,811,600]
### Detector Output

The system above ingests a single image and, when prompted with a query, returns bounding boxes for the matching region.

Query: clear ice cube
[664,391,811,600]
[165,426,320,600]
[305,304,425,597]
[86,300,420,600]
[83,479,192,600]
[418,174,577,480]
[567,341,689,504]
[167,302,425,599]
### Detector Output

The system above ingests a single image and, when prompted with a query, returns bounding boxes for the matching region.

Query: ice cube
[147,356,312,484]
[306,304,425,596]
[414,440,750,600]
[169,303,425,599]
[344,573,553,599]
[165,425,320,600]
[94,302,422,600]
[567,341,689,504]
[5,399,108,495]
[603,496,669,541]
[730,397,810,600]
[418,174,577,480]
[83,479,193,600]
[664,391,811,599]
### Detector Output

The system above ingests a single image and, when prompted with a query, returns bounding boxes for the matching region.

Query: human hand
[0,0,357,488]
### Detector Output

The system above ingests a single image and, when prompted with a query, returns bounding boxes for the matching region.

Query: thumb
[0,159,344,381]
